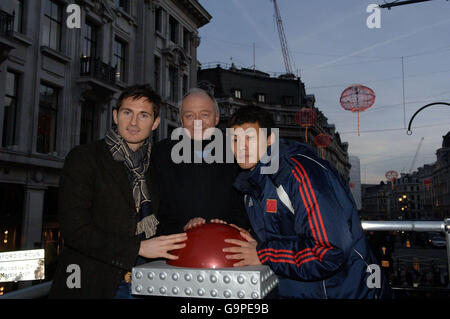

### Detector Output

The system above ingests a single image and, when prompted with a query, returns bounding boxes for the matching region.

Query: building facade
[0,0,210,288]
[361,131,450,221]
[197,64,351,180]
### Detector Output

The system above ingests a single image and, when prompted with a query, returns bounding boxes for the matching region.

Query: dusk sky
[196,0,450,184]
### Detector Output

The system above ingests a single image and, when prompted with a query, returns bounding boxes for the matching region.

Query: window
[13,0,24,33]
[113,38,126,82]
[257,93,266,103]
[155,7,162,33]
[168,66,178,102]
[182,74,188,96]
[233,89,242,99]
[154,55,161,93]
[2,72,19,147]
[37,83,59,154]
[82,21,97,58]
[183,28,191,54]
[80,100,97,145]
[42,0,62,51]
[114,0,129,13]
[169,16,178,43]
[283,96,293,105]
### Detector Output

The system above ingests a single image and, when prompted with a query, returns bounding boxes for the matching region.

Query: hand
[210,218,228,225]
[138,233,187,260]
[183,217,206,231]
[223,231,261,267]
[229,223,251,237]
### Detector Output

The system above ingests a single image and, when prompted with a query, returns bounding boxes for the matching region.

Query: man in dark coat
[150,88,250,235]
[49,85,187,298]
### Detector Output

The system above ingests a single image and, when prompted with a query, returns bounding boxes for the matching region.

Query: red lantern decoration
[314,133,331,159]
[340,84,376,136]
[423,178,432,191]
[295,108,317,142]
[385,170,399,190]
[167,223,244,269]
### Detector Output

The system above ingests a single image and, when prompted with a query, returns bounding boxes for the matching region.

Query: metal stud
[251,291,259,299]
[223,275,231,284]
[159,286,167,294]
[147,286,154,293]
[237,290,245,299]
[184,273,192,281]
[172,273,179,281]
[135,271,142,279]
[237,275,245,284]
[197,274,204,282]
[159,272,167,280]
[147,272,155,280]
[184,288,192,296]
[135,285,142,293]
[223,290,232,298]
[210,289,218,297]
[172,287,179,295]
[198,288,205,296]
[210,275,217,283]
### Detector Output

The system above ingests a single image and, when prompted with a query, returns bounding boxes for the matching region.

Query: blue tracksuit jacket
[233,139,392,299]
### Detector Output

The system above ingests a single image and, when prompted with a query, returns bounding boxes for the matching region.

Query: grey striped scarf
[105,127,159,238]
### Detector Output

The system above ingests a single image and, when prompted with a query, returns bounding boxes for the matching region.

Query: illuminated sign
[0,249,45,283]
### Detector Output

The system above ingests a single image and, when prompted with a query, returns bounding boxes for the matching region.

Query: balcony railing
[80,56,116,86]
[1,219,449,299]
[0,9,14,38]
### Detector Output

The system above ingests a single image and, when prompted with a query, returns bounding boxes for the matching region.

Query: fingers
[222,246,244,253]
[229,224,245,232]
[239,231,255,243]
[224,239,247,246]
[210,219,227,224]
[164,253,179,260]
[169,243,186,251]
[184,217,206,231]
[225,253,244,260]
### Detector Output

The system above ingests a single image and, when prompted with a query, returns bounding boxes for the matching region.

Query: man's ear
[152,116,161,131]
[112,108,118,125]
[214,112,220,126]
[267,132,276,146]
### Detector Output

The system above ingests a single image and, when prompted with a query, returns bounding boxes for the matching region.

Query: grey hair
[179,87,220,116]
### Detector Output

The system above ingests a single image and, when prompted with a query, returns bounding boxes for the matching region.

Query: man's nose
[130,114,138,125]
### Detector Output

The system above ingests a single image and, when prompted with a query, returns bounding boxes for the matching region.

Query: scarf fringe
[136,214,159,238]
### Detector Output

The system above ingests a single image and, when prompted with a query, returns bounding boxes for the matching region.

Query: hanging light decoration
[295,108,317,142]
[385,170,399,190]
[314,133,331,159]
[423,178,432,191]
[340,84,376,136]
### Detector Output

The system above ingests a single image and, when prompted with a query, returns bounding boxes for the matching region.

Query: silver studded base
[131,260,278,299]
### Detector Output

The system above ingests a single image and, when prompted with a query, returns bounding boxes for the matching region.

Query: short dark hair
[116,84,162,118]
[228,105,275,137]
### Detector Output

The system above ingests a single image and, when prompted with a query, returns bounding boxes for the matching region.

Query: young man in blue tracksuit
[223,106,391,299]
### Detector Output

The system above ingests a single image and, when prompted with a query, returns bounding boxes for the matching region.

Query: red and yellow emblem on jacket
[266,199,277,213]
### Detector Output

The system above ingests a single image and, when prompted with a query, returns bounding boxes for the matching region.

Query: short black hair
[116,84,162,118]
[228,105,275,137]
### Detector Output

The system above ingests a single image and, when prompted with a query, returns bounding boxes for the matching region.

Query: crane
[408,137,424,174]
[271,0,295,76]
